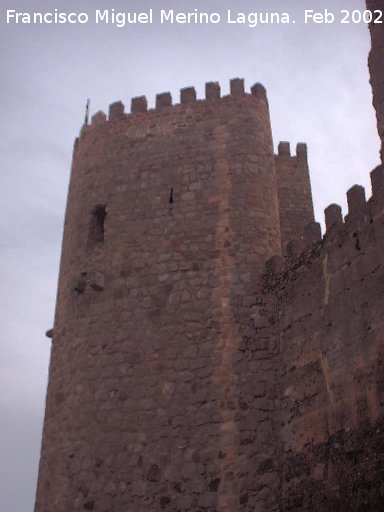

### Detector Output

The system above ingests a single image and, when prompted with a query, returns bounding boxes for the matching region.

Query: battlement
[266,164,384,276]
[36,6,384,508]
[79,78,268,138]
[276,141,308,159]
[274,141,314,251]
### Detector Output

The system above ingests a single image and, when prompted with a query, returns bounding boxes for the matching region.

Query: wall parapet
[265,164,384,281]
[79,78,269,136]
[276,141,308,158]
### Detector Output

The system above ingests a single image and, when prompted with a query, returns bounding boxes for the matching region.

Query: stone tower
[34,80,315,511]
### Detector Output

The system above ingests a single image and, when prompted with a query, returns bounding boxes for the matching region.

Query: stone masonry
[367,0,384,163]
[35,4,384,511]
[35,81,296,512]
[264,169,384,511]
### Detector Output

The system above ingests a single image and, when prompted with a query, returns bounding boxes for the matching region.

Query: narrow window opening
[90,204,106,244]
[169,188,174,204]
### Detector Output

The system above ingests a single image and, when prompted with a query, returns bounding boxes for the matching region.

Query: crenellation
[36,77,283,512]
[108,100,125,119]
[261,161,384,509]
[275,140,315,251]
[346,184,367,220]
[155,91,172,108]
[91,110,106,126]
[251,82,268,102]
[266,166,384,282]
[296,142,308,158]
[370,164,384,200]
[278,141,291,156]
[180,86,197,104]
[276,142,309,159]
[205,81,221,101]
[230,77,245,96]
[35,13,384,505]
[81,79,278,142]
[324,203,343,232]
[131,95,148,113]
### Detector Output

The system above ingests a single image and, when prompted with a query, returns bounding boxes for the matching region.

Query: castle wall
[34,81,284,512]
[275,142,315,251]
[264,166,384,510]
[367,0,384,163]
[35,6,384,504]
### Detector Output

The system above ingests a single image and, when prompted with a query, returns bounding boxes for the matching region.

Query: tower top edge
[83,79,268,132]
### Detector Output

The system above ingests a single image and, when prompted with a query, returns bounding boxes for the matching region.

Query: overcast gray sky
[0,0,380,510]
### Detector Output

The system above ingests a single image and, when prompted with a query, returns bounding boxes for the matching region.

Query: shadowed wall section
[264,166,384,511]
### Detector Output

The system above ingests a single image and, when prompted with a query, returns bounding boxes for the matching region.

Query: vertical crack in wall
[211,124,241,511]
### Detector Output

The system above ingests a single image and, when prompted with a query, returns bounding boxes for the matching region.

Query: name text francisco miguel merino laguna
[6,9,292,28]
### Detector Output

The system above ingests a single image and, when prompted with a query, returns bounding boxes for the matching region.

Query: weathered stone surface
[35,18,384,510]
[35,81,284,512]
[262,163,384,507]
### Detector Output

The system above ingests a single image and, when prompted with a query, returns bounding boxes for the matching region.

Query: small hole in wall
[169,188,174,204]
[209,478,221,492]
[89,205,106,244]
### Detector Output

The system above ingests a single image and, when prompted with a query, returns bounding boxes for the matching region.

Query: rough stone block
[278,141,291,156]
[230,78,244,96]
[91,111,106,126]
[109,101,125,119]
[180,87,197,104]
[131,96,148,113]
[347,184,366,217]
[156,92,172,108]
[205,81,221,101]
[324,203,343,232]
